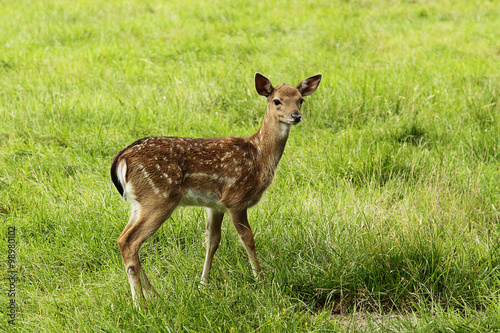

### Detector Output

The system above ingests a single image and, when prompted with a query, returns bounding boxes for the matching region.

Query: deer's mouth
[279,117,300,125]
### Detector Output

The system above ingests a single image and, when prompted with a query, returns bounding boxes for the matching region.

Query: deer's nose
[291,111,302,123]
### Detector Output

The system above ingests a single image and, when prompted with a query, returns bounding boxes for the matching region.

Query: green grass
[1,0,500,331]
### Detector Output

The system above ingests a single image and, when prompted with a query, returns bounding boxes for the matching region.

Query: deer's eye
[300,99,304,105]
[273,99,281,106]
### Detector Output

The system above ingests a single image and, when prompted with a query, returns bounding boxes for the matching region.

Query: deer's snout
[291,111,302,124]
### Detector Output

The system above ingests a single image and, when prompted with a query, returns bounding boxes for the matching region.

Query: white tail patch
[116,160,128,200]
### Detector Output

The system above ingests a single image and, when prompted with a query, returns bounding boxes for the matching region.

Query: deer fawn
[111,73,322,304]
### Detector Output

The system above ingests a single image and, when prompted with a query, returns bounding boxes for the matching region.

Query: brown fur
[111,73,322,305]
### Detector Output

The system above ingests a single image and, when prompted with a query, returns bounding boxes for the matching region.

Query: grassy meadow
[1,0,500,331]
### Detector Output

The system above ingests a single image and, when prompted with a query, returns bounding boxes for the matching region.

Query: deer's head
[255,73,322,125]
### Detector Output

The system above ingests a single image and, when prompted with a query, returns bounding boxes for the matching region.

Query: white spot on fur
[184,172,235,185]
[138,164,161,195]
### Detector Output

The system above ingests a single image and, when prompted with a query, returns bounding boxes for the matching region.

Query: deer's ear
[297,74,322,96]
[255,73,274,97]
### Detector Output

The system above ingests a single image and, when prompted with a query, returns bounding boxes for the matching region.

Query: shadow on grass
[282,242,497,316]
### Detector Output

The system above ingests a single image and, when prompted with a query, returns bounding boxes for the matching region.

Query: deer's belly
[179,188,226,211]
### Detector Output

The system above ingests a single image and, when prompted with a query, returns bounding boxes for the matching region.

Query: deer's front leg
[229,208,263,280]
[201,208,224,284]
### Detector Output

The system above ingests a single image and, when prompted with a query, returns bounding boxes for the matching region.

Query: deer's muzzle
[291,111,302,124]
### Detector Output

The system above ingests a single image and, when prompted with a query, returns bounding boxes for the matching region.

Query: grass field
[1,0,500,331]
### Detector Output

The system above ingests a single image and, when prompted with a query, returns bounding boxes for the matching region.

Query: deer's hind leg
[117,197,179,306]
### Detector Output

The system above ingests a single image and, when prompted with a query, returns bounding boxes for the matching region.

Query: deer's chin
[278,117,300,125]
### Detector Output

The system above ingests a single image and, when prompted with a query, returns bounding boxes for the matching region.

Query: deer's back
[112,136,272,210]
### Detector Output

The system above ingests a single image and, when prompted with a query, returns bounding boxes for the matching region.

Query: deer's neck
[250,110,291,176]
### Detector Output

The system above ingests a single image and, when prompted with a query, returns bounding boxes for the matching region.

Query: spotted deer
[111,73,322,304]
